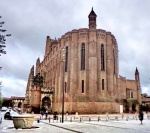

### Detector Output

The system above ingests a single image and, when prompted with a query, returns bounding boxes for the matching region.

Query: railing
[36,113,150,123]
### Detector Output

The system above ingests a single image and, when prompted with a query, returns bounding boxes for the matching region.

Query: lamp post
[62,47,65,123]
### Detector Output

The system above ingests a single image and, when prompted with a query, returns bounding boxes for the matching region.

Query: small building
[141,93,150,112]
[2,96,25,109]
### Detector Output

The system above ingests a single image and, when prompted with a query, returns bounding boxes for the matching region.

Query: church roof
[88,7,97,17]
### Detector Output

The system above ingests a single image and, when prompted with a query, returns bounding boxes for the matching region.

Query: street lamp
[62,47,65,123]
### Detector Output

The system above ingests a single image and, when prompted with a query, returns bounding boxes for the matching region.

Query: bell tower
[88,7,97,30]
[135,67,142,104]
[135,67,139,81]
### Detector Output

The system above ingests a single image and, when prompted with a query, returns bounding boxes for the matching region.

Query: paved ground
[0,113,150,133]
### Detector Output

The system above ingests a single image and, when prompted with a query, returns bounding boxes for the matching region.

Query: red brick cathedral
[24,8,141,114]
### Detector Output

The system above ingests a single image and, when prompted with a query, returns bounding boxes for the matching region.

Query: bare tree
[0,16,11,69]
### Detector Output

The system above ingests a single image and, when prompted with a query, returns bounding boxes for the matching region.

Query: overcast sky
[0,0,150,97]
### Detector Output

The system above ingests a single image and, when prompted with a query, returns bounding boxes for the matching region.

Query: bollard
[115,116,118,121]
[60,117,61,123]
[121,113,124,119]
[0,118,2,124]
[126,116,129,121]
[134,113,138,120]
[49,117,50,123]
[98,116,100,121]
[106,113,109,120]
[70,117,72,122]
[89,117,91,122]
[136,116,138,120]
[65,116,67,121]
[37,119,40,123]
[80,117,81,122]
[147,113,150,120]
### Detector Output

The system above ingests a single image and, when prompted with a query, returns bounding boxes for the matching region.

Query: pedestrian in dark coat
[45,110,48,120]
[139,110,144,124]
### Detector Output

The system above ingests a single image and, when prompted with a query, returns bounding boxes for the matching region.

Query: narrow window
[81,43,85,70]
[64,82,67,93]
[126,89,130,99]
[102,79,104,90]
[65,46,68,72]
[82,80,84,93]
[131,92,133,98]
[101,44,105,70]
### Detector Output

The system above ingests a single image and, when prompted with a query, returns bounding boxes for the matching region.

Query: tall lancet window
[65,46,68,72]
[81,43,85,70]
[82,80,84,93]
[101,44,105,70]
[64,82,67,93]
[102,79,104,90]
[113,50,115,74]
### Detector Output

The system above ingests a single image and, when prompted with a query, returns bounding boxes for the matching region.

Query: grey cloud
[0,0,150,97]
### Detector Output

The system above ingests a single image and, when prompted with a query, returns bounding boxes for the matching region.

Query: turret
[45,36,51,57]
[36,58,40,75]
[30,65,34,76]
[135,67,139,81]
[135,67,142,104]
[88,7,97,30]
[29,65,34,84]
[24,65,35,105]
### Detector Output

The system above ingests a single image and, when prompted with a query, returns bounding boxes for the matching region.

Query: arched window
[81,43,85,70]
[101,44,105,70]
[65,46,68,72]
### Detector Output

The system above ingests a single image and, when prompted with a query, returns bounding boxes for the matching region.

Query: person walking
[139,110,144,124]
[45,110,48,120]
[41,111,44,119]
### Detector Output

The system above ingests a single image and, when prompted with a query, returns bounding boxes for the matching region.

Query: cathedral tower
[135,67,142,104]
[88,7,97,30]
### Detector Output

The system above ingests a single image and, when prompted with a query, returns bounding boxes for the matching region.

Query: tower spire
[134,67,142,104]
[135,67,139,75]
[88,7,97,30]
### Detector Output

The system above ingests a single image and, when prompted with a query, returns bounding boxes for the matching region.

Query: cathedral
[24,8,141,114]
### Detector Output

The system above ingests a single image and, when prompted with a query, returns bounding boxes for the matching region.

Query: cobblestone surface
[0,113,150,133]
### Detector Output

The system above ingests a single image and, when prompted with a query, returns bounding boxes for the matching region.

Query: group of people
[41,110,48,119]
